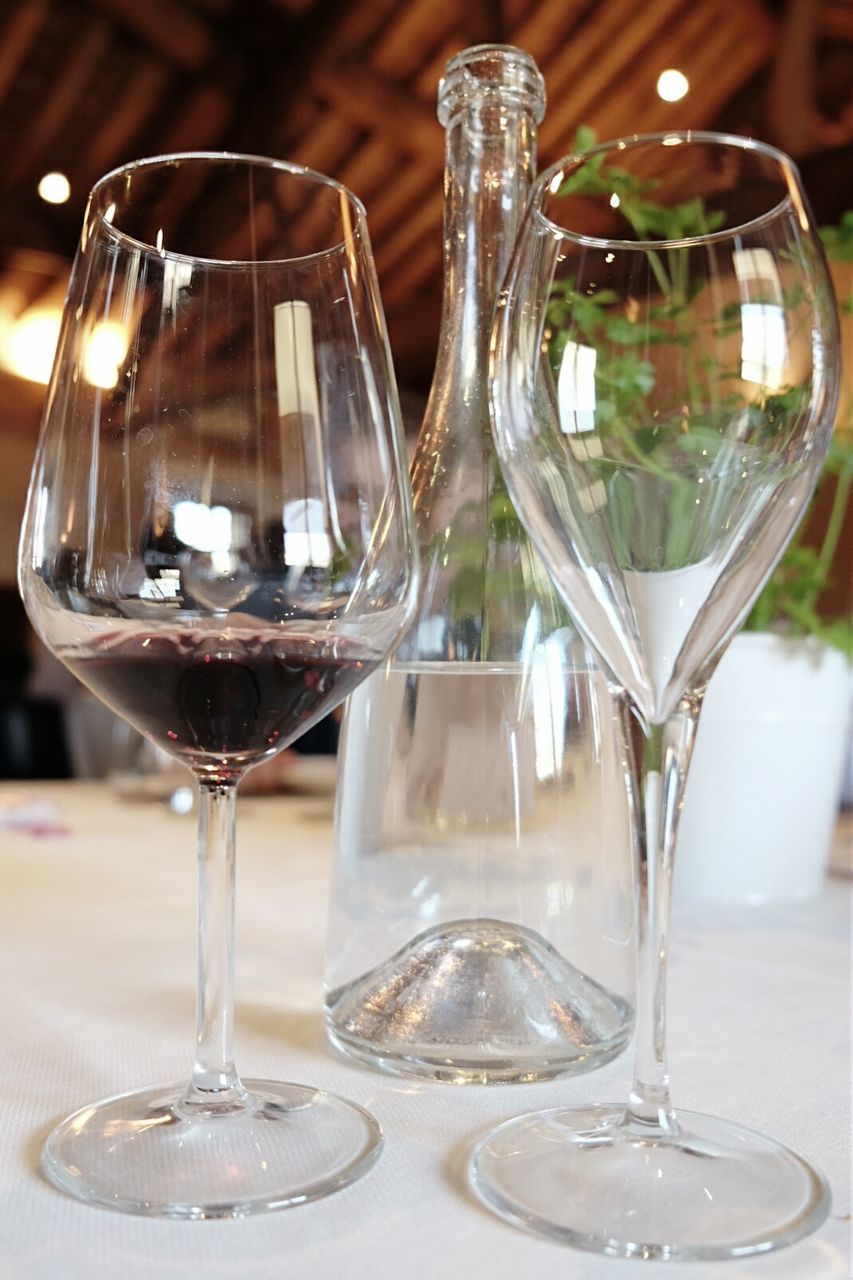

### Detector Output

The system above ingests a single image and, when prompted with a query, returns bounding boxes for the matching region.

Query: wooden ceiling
[0,0,851,429]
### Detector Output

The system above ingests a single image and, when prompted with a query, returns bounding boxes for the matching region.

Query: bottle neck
[435,100,539,408]
[403,83,551,664]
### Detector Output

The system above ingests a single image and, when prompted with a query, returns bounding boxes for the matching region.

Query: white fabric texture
[0,769,850,1280]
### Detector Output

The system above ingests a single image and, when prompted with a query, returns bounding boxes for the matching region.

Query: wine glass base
[42,1079,382,1218]
[470,1104,830,1261]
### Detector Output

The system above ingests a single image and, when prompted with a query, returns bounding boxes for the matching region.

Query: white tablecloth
[0,767,850,1280]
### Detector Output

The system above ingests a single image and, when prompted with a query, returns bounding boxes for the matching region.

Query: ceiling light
[83,321,127,389]
[656,69,690,103]
[38,172,71,205]
[2,308,62,383]
[1,310,127,388]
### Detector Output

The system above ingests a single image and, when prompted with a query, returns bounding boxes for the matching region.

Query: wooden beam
[7,19,112,183]
[386,282,441,390]
[337,136,400,205]
[80,61,172,187]
[500,0,533,26]
[215,0,351,158]
[414,36,466,100]
[284,109,362,175]
[160,84,233,152]
[314,0,406,64]
[538,0,688,156]
[315,65,442,161]
[636,8,775,134]
[0,0,49,107]
[509,0,589,64]
[357,162,438,245]
[373,186,443,277]
[287,180,355,257]
[544,0,726,153]
[381,235,441,308]
[470,0,509,43]
[88,0,213,70]
[371,0,460,78]
[820,1,853,41]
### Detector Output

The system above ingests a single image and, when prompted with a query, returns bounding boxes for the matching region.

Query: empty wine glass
[18,152,417,1217]
[474,132,839,1259]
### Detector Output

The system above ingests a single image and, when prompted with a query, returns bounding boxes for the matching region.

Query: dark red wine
[63,630,377,780]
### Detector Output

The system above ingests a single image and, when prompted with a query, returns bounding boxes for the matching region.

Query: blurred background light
[1,307,61,384]
[37,171,70,205]
[656,68,690,102]
[83,321,126,390]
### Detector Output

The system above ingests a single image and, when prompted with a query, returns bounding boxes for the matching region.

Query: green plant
[742,218,852,655]
[546,130,852,653]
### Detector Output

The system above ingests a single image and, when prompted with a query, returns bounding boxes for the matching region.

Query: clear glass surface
[328,655,633,1082]
[18,152,417,1217]
[325,45,634,1083]
[476,132,839,1257]
[471,1106,830,1261]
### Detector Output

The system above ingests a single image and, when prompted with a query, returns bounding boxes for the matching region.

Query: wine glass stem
[623,701,701,1136]
[182,781,248,1111]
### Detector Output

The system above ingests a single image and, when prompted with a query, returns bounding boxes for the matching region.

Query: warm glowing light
[609,193,621,209]
[0,306,128,388]
[656,69,689,103]
[174,501,234,554]
[37,171,71,204]
[2,308,62,383]
[84,321,126,388]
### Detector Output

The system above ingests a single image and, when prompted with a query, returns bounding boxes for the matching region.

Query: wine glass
[474,132,839,1259]
[18,152,417,1218]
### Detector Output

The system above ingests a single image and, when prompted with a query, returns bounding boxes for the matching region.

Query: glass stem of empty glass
[620,698,700,1135]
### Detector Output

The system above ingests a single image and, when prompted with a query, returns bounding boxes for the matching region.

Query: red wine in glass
[63,631,378,782]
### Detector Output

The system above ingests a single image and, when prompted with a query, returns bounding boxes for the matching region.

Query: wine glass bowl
[492,133,836,727]
[25,155,413,785]
[474,132,839,1259]
[19,152,417,1217]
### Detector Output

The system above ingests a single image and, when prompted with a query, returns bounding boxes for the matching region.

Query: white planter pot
[676,633,851,904]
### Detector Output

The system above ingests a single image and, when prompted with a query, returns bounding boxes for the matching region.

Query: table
[1,767,850,1280]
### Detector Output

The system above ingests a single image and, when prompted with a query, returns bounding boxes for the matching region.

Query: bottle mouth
[437,44,546,125]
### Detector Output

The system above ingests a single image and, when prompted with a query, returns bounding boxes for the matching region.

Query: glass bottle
[324,44,634,1083]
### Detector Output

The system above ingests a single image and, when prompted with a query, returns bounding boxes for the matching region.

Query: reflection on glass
[557,339,597,434]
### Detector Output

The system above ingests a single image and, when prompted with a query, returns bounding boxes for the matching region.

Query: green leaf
[635,426,660,454]
[820,211,853,262]
[826,434,853,476]
[570,124,598,155]
[816,619,853,659]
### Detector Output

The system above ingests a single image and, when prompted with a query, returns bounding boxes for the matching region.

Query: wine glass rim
[87,150,368,267]
[530,130,805,252]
